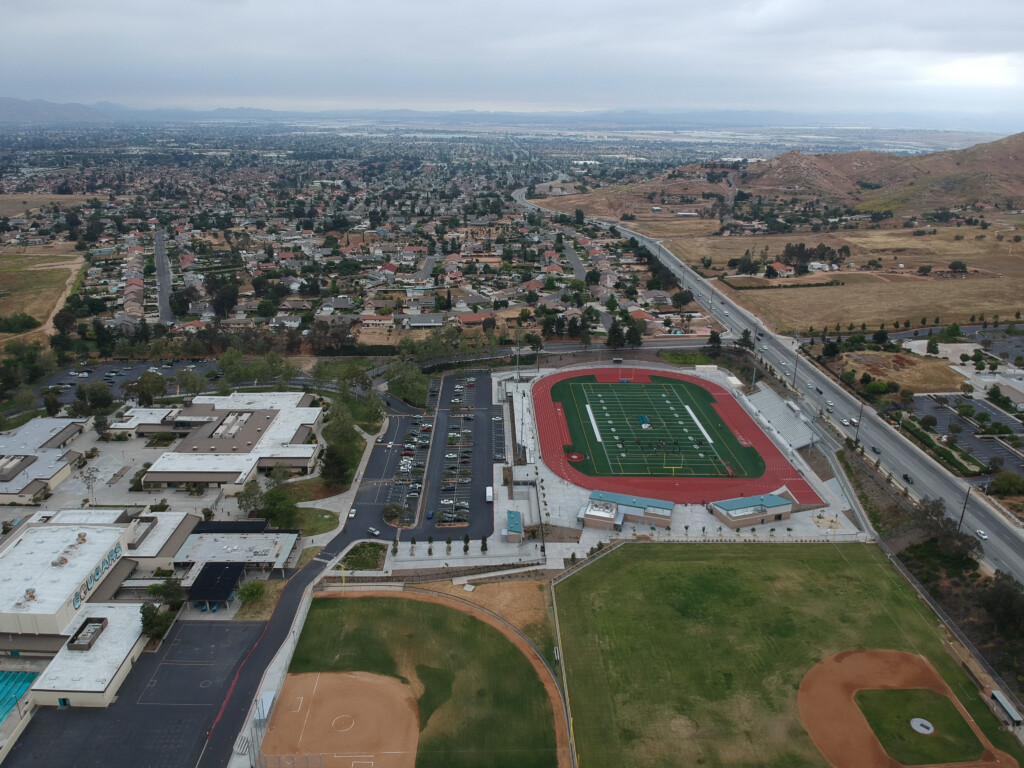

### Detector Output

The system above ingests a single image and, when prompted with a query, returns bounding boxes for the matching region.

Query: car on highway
[902,474,914,484]
[841,419,850,426]
[871,446,881,454]
[367,527,381,537]
[826,400,834,407]
[976,530,988,540]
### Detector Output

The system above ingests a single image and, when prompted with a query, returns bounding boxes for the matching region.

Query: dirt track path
[322,589,572,768]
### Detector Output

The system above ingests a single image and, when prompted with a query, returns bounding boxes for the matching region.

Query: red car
[401,450,414,457]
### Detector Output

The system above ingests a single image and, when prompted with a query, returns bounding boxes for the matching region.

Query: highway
[153,230,175,324]
[514,186,1024,582]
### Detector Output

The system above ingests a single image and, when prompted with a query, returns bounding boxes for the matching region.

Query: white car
[841,418,850,426]
[826,400,834,407]
[348,509,356,519]
[439,498,454,505]
[976,530,988,540]
[492,416,502,422]
[445,453,457,459]
[367,527,381,537]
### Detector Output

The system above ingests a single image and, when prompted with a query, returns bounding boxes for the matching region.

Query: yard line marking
[585,404,603,443]
[685,405,713,444]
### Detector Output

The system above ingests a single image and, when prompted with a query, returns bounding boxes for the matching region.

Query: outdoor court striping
[551,375,765,478]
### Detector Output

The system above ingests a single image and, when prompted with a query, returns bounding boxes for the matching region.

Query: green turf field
[554,543,1024,768]
[291,597,557,768]
[855,689,984,765]
[548,375,765,478]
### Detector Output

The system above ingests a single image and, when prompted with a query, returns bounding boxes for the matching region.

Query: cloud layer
[4,0,1022,119]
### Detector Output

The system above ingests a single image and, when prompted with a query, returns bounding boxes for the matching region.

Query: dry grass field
[665,225,1024,332]
[0,194,99,218]
[832,351,967,392]
[0,248,83,346]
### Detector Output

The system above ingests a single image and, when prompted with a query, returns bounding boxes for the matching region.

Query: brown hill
[742,131,1024,212]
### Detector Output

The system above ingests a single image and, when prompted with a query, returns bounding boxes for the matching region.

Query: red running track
[532,368,823,505]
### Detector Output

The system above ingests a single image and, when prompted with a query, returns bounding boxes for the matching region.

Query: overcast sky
[3,0,1023,124]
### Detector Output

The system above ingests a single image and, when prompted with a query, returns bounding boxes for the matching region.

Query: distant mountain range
[742,131,1024,210]
[0,97,1018,133]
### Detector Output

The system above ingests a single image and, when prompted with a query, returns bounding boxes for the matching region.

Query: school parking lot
[348,371,497,541]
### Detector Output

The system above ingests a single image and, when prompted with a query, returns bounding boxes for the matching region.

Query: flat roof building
[111,392,323,495]
[30,602,147,708]
[0,417,90,504]
[710,493,794,529]
[578,490,675,531]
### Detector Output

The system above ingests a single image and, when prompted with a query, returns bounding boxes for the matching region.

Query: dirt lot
[418,579,551,637]
[833,350,967,393]
[0,194,101,218]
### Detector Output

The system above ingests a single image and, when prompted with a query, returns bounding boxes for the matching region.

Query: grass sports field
[289,596,558,768]
[549,374,765,478]
[554,544,1024,768]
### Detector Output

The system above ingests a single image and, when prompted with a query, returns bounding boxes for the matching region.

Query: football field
[549,374,765,478]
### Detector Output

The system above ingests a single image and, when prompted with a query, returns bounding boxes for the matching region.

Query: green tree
[256,299,278,317]
[140,603,176,639]
[574,208,585,226]
[237,581,266,604]
[990,471,1024,497]
[606,319,625,349]
[236,480,264,517]
[738,329,754,350]
[146,577,186,610]
[949,260,968,273]
[175,369,205,397]
[706,330,722,355]
[127,371,167,406]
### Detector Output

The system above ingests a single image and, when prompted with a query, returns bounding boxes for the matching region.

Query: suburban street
[153,230,175,324]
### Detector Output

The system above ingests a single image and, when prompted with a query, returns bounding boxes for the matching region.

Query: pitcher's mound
[261,671,419,768]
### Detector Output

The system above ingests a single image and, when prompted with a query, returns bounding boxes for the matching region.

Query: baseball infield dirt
[322,589,572,768]
[798,649,1017,768]
[261,671,418,768]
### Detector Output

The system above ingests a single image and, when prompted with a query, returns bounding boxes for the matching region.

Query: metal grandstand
[745,386,814,450]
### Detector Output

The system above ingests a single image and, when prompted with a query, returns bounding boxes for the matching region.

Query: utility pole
[790,348,799,389]
[853,401,865,444]
[956,485,971,533]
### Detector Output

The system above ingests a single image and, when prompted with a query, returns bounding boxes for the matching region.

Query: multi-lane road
[515,186,1024,582]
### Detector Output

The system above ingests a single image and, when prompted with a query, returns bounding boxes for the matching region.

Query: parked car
[439,498,454,506]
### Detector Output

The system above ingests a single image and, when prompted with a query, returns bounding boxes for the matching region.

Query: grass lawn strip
[855,688,983,765]
[555,543,1024,768]
[291,597,557,768]
[294,507,338,537]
